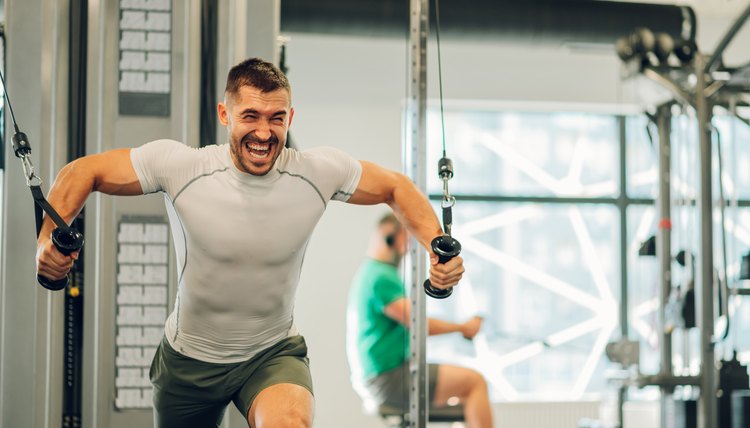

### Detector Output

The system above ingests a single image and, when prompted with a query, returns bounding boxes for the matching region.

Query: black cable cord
[0,64,22,133]
[0,66,84,290]
[0,31,5,171]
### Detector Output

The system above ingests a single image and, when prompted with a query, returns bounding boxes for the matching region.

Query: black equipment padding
[281,0,696,45]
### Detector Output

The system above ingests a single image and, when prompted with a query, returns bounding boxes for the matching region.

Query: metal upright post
[694,54,717,428]
[656,103,674,428]
[405,0,429,427]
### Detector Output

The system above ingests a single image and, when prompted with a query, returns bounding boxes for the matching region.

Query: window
[422,106,750,401]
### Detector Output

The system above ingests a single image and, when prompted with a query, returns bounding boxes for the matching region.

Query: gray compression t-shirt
[130,140,362,363]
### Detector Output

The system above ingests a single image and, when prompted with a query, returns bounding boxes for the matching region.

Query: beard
[391,251,403,267]
[230,131,282,176]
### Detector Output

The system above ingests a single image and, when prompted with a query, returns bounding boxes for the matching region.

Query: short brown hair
[224,57,291,99]
[379,213,401,229]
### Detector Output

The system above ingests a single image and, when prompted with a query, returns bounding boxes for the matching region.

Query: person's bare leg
[432,365,492,428]
[247,383,314,428]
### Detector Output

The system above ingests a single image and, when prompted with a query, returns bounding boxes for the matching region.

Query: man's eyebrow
[238,108,287,117]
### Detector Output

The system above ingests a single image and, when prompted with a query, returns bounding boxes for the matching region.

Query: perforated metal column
[406,0,428,427]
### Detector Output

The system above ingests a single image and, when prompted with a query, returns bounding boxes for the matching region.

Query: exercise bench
[377,403,465,427]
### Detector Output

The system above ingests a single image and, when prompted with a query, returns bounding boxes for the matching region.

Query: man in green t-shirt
[346,214,493,427]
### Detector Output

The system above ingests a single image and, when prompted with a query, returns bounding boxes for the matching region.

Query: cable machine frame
[614,5,750,427]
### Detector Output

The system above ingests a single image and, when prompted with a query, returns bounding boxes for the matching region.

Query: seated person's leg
[433,364,492,428]
[362,362,409,409]
[232,335,314,428]
[364,363,441,410]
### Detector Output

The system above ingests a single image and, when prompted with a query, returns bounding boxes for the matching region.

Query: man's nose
[254,121,272,141]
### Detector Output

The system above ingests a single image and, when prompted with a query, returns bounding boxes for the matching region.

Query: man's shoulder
[150,139,226,159]
[283,146,352,166]
[139,139,225,153]
[133,139,228,175]
[138,138,188,151]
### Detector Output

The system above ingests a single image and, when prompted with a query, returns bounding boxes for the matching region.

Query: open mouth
[244,141,272,159]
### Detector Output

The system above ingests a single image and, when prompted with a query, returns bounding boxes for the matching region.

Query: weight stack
[732,390,750,428]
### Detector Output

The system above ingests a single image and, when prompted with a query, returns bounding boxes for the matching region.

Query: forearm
[427,317,462,336]
[349,161,462,289]
[37,158,97,241]
[388,174,443,250]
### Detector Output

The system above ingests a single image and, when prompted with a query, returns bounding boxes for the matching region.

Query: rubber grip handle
[423,235,461,299]
[37,226,85,291]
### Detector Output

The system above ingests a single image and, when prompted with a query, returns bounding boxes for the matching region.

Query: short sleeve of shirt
[372,271,406,312]
[301,146,362,202]
[130,139,194,195]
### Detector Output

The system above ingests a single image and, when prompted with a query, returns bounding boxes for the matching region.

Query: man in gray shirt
[36,58,464,428]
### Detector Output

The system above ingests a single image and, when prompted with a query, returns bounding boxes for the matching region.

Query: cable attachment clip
[12,131,41,187]
[438,156,455,236]
[423,156,461,299]
[0,67,84,291]
[12,130,32,158]
[438,156,453,180]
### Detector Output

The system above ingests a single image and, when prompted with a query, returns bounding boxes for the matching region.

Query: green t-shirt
[347,259,409,380]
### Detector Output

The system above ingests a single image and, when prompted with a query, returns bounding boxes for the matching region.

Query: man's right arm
[36,148,143,280]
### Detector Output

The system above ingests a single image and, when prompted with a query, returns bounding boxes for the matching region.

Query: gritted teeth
[244,142,270,152]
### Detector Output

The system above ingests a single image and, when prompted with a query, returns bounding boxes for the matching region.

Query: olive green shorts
[150,335,313,428]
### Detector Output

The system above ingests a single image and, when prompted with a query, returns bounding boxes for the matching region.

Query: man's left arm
[384,299,482,339]
[347,161,464,289]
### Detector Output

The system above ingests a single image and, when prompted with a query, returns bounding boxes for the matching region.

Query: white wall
[288,34,408,428]
[285,10,750,428]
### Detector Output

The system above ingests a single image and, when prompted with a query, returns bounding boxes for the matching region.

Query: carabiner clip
[21,155,42,187]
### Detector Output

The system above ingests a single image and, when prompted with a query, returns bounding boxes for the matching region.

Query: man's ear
[288,107,295,128]
[217,101,229,126]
